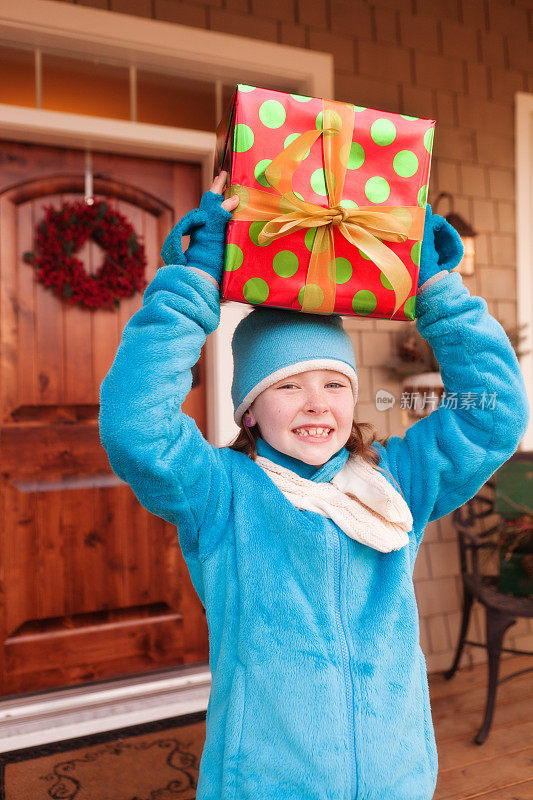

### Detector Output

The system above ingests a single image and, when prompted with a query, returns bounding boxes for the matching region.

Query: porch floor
[431,655,533,799]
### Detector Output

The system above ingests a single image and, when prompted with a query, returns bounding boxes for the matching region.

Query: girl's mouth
[292,426,334,443]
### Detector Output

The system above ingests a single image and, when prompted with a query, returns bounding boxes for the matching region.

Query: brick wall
[65,0,533,672]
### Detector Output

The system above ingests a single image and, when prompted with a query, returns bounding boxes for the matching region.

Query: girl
[99,171,529,800]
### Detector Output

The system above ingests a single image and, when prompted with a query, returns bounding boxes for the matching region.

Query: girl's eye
[277,382,347,389]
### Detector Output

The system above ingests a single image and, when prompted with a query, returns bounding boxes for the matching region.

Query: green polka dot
[229,185,249,210]
[265,163,281,189]
[325,169,336,190]
[273,250,299,278]
[358,249,371,260]
[330,111,343,130]
[259,99,286,129]
[225,243,244,271]
[393,150,419,178]
[284,133,310,159]
[233,124,254,153]
[354,106,366,112]
[352,290,377,315]
[424,127,434,153]
[404,295,416,320]
[418,184,428,208]
[311,168,336,196]
[243,277,269,304]
[400,114,418,120]
[347,142,365,169]
[280,191,305,206]
[290,93,312,102]
[332,257,352,284]
[339,143,350,167]
[238,84,255,92]
[365,176,390,203]
[380,272,393,290]
[411,240,422,267]
[298,284,325,310]
[340,199,358,209]
[390,208,412,232]
[254,159,272,188]
[315,110,342,132]
[249,221,267,246]
[371,118,397,146]
[304,227,329,253]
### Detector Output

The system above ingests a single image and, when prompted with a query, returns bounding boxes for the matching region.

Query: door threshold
[0,663,211,753]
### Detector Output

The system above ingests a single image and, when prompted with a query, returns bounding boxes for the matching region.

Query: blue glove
[418,205,464,290]
[160,190,232,284]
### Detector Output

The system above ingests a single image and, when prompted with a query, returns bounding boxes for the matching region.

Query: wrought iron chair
[444,452,533,744]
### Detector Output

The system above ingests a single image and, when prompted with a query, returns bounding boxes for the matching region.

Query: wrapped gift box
[214,84,435,320]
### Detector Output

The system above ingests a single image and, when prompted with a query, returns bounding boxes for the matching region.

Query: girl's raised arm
[378,210,530,548]
[99,175,239,573]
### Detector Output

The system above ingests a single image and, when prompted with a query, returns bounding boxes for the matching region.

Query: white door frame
[0,0,333,448]
[516,92,533,451]
[0,0,333,744]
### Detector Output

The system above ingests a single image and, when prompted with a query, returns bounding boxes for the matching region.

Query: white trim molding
[0,664,211,752]
[0,0,333,97]
[0,103,217,182]
[515,92,533,451]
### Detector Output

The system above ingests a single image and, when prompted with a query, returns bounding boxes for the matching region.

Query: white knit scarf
[255,453,413,553]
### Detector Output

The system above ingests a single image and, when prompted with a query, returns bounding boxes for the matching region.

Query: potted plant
[386,325,443,419]
[386,324,440,378]
[496,514,533,598]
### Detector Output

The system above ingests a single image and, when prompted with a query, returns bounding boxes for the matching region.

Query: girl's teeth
[294,427,330,437]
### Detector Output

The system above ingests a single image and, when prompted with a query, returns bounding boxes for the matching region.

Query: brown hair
[229,418,390,468]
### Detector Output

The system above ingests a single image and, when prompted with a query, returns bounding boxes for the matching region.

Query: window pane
[0,45,35,107]
[137,71,216,130]
[42,53,130,119]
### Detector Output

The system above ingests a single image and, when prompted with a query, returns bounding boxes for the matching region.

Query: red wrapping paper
[214,84,435,320]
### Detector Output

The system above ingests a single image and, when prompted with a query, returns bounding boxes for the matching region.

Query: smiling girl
[99,171,529,800]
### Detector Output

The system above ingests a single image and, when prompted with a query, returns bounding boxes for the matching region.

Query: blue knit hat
[231,307,358,425]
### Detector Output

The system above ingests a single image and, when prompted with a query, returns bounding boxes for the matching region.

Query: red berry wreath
[23,199,147,310]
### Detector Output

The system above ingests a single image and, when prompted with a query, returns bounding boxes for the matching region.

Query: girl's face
[246,369,354,466]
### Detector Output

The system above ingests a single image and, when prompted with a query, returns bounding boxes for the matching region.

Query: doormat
[0,710,206,800]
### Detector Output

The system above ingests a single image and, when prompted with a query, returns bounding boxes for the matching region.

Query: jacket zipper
[333,528,357,799]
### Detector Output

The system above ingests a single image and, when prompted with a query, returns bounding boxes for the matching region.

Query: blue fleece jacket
[99,247,529,800]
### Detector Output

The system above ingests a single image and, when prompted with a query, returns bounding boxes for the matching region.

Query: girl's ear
[244,409,257,427]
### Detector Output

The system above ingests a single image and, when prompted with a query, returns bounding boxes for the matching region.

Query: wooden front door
[0,141,209,696]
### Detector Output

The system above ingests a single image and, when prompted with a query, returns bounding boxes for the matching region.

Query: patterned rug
[0,711,206,800]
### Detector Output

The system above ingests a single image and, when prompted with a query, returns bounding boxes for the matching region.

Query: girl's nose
[304,392,329,413]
